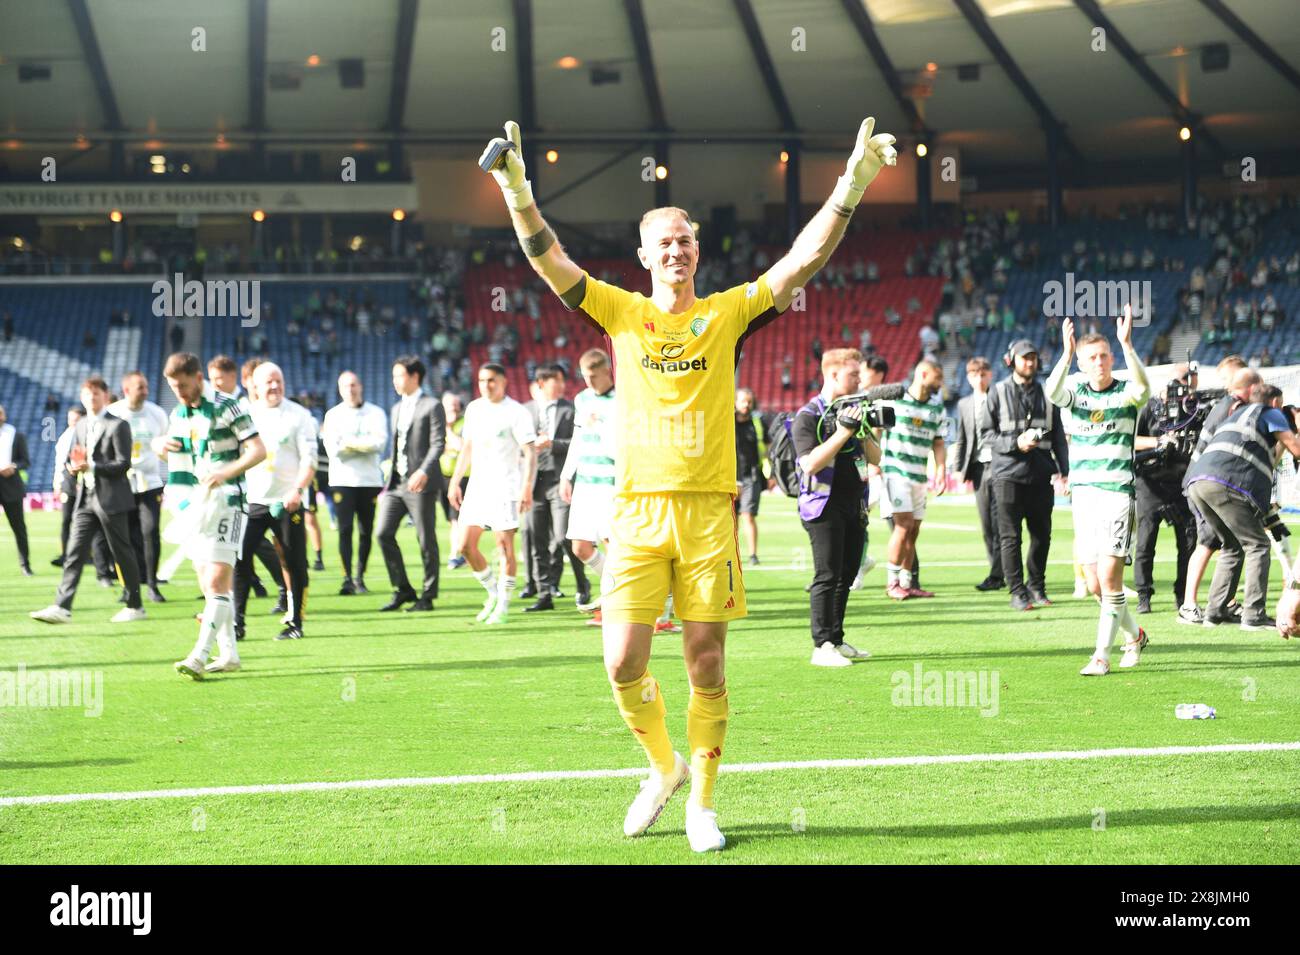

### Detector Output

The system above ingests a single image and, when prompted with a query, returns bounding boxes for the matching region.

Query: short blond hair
[821,347,863,376]
[579,348,610,372]
[639,206,694,238]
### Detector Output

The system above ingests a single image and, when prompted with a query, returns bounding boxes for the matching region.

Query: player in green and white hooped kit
[1046,306,1151,676]
[878,359,947,600]
[156,352,266,679]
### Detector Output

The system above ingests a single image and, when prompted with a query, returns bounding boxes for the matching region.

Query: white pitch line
[3,741,1298,808]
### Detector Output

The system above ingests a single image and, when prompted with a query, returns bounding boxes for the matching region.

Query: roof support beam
[1071,0,1225,158]
[838,0,923,135]
[1196,0,1300,94]
[730,0,797,132]
[511,0,538,178]
[387,0,419,130]
[66,0,122,131]
[952,0,1082,163]
[623,0,668,132]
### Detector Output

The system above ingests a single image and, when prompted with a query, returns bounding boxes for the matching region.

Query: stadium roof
[0,0,1297,165]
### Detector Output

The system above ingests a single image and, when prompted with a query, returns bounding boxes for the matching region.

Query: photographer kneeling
[792,348,882,668]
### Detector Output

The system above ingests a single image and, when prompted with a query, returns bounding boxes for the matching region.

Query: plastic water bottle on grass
[1175,703,1215,720]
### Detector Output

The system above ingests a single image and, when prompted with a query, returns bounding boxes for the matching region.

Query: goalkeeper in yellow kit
[480,118,896,851]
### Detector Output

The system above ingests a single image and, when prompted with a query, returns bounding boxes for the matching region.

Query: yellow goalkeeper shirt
[574,271,777,495]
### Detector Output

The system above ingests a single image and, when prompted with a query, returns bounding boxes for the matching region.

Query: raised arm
[1045,318,1074,407]
[1116,304,1150,404]
[765,117,897,312]
[480,122,585,307]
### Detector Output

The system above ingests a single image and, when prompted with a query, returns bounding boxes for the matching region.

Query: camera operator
[1131,364,1199,615]
[792,348,880,668]
[979,339,1069,611]
[1178,355,1246,622]
[1184,374,1300,631]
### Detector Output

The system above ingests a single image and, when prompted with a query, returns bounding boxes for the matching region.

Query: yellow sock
[686,683,728,809]
[611,671,676,776]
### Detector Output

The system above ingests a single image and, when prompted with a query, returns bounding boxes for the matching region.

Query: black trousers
[803,502,866,647]
[234,503,310,630]
[1188,481,1270,621]
[2,497,29,565]
[969,463,1003,581]
[56,497,142,610]
[333,485,380,579]
[59,492,112,577]
[126,489,163,588]
[993,478,1053,597]
[1133,479,1195,603]
[526,473,588,596]
[376,484,440,600]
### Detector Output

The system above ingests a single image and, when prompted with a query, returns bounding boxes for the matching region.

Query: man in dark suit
[521,365,589,612]
[376,355,446,612]
[950,356,1004,591]
[0,403,33,576]
[30,376,145,624]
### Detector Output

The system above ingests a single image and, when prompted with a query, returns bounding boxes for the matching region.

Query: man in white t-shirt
[108,370,171,602]
[321,370,388,595]
[233,362,317,647]
[447,362,537,625]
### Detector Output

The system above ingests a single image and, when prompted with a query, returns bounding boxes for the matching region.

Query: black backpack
[767,412,800,497]
[768,397,827,498]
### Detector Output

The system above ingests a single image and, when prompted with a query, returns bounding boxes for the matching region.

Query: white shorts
[879,474,928,520]
[1071,485,1135,563]
[459,482,521,531]
[566,482,614,544]
[188,506,248,568]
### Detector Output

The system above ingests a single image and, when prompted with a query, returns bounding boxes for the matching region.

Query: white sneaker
[110,607,146,623]
[838,642,871,660]
[175,657,206,681]
[30,606,72,624]
[204,656,242,673]
[475,594,498,622]
[811,642,853,667]
[576,595,601,613]
[685,803,727,853]
[1119,629,1149,669]
[1079,656,1110,676]
[623,752,689,837]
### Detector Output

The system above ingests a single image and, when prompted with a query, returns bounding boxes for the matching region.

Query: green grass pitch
[2,497,1298,864]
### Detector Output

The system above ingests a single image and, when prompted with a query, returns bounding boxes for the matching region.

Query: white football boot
[623,752,689,837]
[110,607,147,623]
[175,657,206,681]
[1079,656,1110,676]
[1118,629,1149,669]
[685,803,726,853]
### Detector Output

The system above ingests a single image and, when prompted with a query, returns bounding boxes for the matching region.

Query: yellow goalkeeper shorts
[601,491,747,627]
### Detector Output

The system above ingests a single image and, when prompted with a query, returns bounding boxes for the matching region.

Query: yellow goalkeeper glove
[478,120,534,211]
[831,116,897,209]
